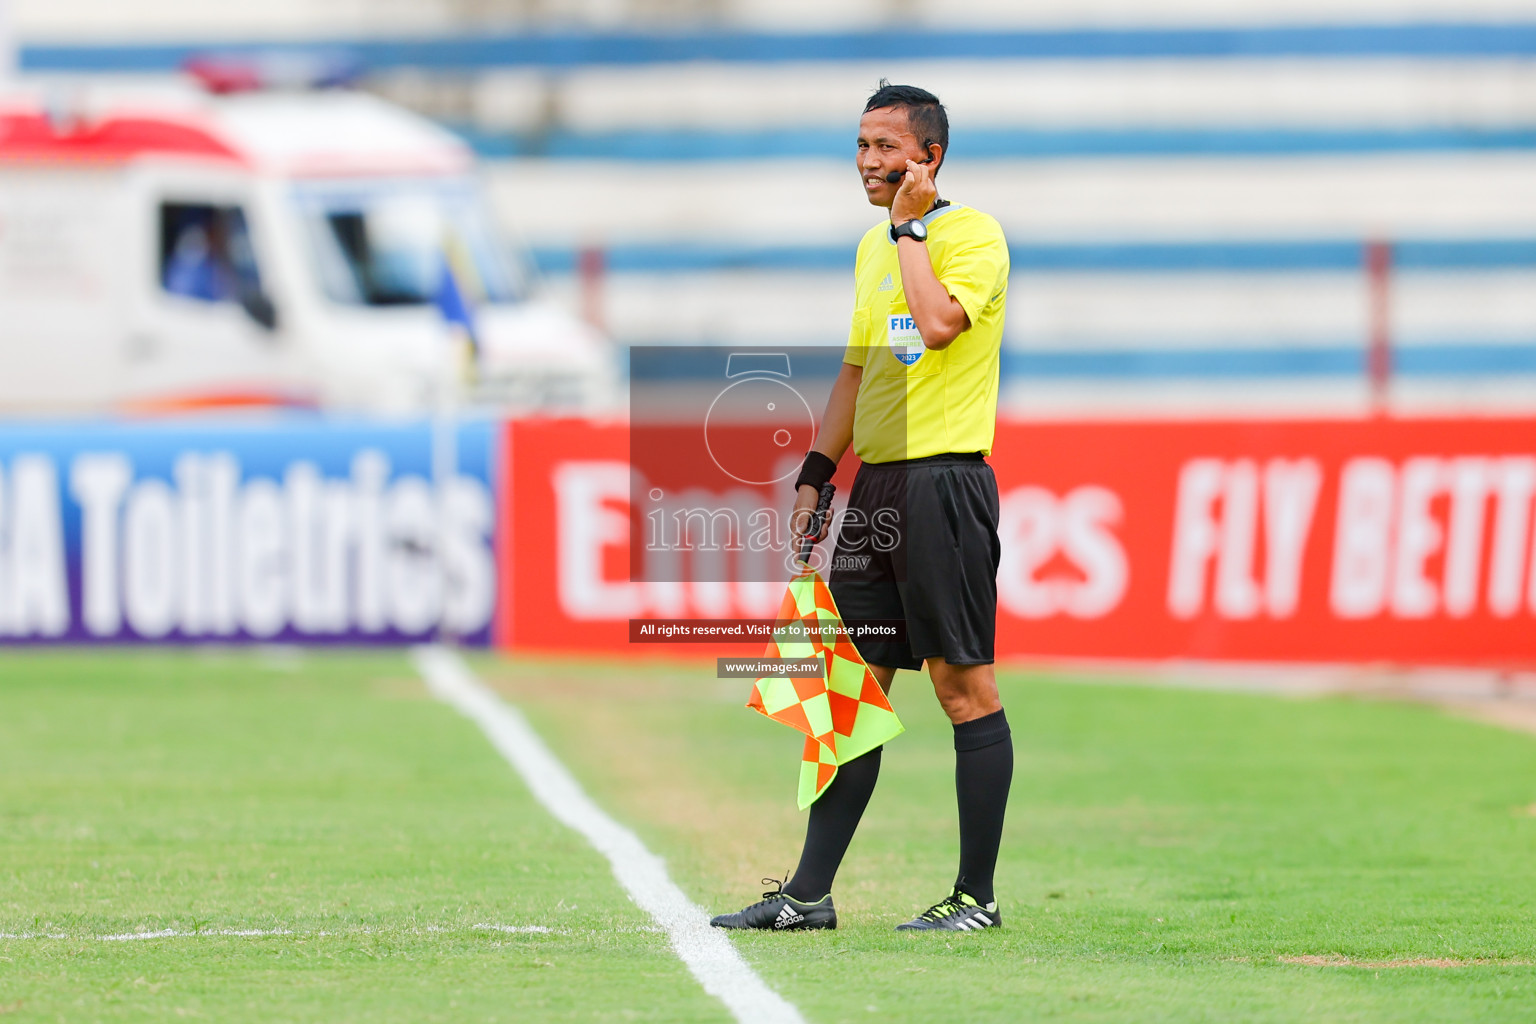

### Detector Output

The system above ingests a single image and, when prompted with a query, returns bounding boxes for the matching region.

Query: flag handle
[797,482,837,567]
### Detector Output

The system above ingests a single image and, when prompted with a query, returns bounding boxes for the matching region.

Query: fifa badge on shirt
[888,314,924,365]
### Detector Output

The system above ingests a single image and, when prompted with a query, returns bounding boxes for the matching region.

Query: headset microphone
[885,152,936,185]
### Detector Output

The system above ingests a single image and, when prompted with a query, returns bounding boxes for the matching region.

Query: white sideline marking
[97,928,301,941]
[101,929,188,941]
[412,646,804,1024]
[0,924,547,942]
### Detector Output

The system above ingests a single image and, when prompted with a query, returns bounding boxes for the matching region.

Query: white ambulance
[0,72,611,414]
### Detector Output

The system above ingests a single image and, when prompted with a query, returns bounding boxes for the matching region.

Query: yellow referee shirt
[843,203,1010,463]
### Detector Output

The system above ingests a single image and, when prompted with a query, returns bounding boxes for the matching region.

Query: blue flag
[433,256,478,354]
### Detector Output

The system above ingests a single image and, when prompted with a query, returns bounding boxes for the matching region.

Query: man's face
[857,106,929,208]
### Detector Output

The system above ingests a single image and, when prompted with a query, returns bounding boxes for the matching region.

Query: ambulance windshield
[295,181,527,307]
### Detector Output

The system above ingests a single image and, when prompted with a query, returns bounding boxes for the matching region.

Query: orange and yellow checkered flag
[747,568,904,809]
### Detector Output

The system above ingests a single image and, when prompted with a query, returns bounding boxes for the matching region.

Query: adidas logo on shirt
[773,905,805,929]
[877,273,894,292]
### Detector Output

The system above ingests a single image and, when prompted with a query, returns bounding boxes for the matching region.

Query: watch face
[908,220,928,240]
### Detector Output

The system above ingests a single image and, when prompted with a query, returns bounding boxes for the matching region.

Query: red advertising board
[500,416,1536,667]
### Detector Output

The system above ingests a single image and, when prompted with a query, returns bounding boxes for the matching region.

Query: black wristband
[794,451,838,492]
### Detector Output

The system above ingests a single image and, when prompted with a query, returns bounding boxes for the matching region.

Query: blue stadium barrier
[1003,344,1536,378]
[620,343,1536,380]
[532,238,1536,276]
[22,23,1536,73]
[463,125,1536,161]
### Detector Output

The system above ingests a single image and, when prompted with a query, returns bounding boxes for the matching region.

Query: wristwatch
[891,218,928,243]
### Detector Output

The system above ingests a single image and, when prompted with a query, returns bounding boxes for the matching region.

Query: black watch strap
[892,219,927,242]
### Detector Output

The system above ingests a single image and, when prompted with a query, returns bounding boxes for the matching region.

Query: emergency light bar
[183,50,361,94]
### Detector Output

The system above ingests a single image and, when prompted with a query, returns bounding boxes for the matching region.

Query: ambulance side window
[159,203,263,304]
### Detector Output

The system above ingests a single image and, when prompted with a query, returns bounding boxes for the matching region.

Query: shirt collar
[886,199,959,244]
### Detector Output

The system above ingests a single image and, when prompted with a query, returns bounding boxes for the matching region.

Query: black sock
[953,709,1012,906]
[783,746,882,901]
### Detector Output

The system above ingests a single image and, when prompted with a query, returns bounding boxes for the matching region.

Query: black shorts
[827,453,1001,670]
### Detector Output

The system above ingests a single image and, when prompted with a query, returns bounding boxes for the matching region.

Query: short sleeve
[843,232,878,366]
[936,219,1009,329]
[844,308,871,366]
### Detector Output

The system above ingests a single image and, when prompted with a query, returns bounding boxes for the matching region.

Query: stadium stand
[15,0,1536,414]
[16,0,1536,37]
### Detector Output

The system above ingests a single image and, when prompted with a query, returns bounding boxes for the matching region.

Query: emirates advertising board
[503,416,1536,668]
[8,414,1536,665]
[0,419,497,645]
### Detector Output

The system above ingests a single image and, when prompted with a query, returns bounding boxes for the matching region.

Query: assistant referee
[712,82,1012,933]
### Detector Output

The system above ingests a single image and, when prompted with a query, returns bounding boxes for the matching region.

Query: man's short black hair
[864,79,949,168]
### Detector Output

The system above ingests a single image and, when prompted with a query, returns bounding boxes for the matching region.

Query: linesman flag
[746,483,903,809]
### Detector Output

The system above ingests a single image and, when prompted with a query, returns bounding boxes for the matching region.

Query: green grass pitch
[3,649,1536,1021]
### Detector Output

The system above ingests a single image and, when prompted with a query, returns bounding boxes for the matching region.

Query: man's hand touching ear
[890,156,937,224]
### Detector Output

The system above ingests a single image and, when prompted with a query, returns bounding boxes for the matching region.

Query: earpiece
[884,148,937,185]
